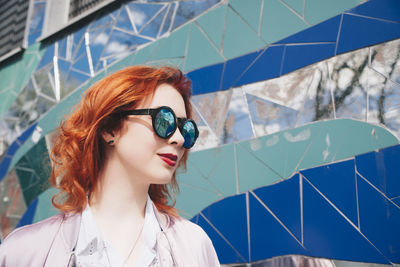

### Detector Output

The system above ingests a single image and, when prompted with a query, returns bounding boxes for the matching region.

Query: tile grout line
[240,87,256,138]
[257,0,264,37]
[343,11,400,25]
[300,173,304,245]
[234,143,240,194]
[356,170,400,210]
[279,0,310,26]
[250,190,305,248]
[246,192,251,262]
[302,175,394,262]
[124,4,138,34]
[220,1,228,53]
[193,21,227,61]
[303,175,360,229]
[237,142,285,180]
[354,163,361,229]
[199,212,248,262]
[334,13,344,56]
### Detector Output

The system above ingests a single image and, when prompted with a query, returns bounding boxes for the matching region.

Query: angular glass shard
[0,170,26,238]
[246,94,298,137]
[115,5,136,33]
[220,88,254,144]
[172,0,221,30]
[27,2,46,46]
[140,6,168,38]
[159,3,176,37]
[36,44,54,71]
[370,38,400,80]
[191,90,232,141]
[126,2,165,32]
[102,29,150,58]
[89,10,116,31]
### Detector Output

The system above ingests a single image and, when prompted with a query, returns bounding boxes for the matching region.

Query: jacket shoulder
[0,213,64,266]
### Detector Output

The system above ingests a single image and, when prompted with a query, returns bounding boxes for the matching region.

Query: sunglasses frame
[120,106,199,148]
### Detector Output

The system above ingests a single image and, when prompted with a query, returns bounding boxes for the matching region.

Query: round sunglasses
[121,106,199,149]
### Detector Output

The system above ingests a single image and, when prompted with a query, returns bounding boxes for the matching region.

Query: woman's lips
[158,153,177,167]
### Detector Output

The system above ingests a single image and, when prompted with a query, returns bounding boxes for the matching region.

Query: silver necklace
[104,223,145,267]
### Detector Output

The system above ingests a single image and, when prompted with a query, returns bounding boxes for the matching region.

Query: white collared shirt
[74,195,161,267]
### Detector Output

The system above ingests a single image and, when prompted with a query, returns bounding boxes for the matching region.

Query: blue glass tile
[392,197,400,207]
[282,43,336,75]
[252,174,302,241]
[276,15,341,44]
[36,44,54,70]
[0,156,12,182]
[347,0,400,23]
[72,54,91,75]
[249,192,306,261]
[336,14,400,55]
[356,144,400,198]
[201,194,249,262]
[190,214,199,224]
[301,159,358,225]
[221,51,260,90]
[303,179,390,264]
[28,2,45,46]
[357,175,400,263]
[186,63,224,95]
[16,123,37,144]
[6,141,20,157]
[16,198,38,228]
[197,214,247,264]
[236,46,284,87]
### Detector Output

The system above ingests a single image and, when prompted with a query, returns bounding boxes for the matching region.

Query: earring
[107,140,114,145]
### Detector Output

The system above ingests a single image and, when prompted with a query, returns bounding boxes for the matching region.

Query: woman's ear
[102,131,115,145]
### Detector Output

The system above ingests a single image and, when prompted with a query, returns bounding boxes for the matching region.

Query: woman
[0,66,220,266]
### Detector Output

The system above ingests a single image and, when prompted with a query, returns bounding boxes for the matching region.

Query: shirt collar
[75,195,162,266]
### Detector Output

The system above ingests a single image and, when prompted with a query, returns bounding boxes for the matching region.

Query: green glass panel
[186,144,237,197]
[175,183,221,219]
[305,0,361,25]
[0,44,43,118]
[260,0,307,44]
[146,58,184,68]
[106,53,135,75]
[282,0,303,16]
[131,41,160,65]
[223,7,266,59]
[14,138,51,206]
[229,0,262,33]
[196,4,227,49]
[332,119,398,161]
[33,187,59,223]
[150,24,191,61]
[236,142,282,193]
[183,24,225,72]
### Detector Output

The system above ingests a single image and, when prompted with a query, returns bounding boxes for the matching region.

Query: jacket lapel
[45,212,81,267]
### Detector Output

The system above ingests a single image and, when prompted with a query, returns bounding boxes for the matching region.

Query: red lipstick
[158,153,177,167]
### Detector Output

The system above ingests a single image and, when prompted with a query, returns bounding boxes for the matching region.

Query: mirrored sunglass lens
[155,109,175,137]
[182,121,196,148]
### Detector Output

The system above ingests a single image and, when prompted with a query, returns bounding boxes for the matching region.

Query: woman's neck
[89,158,150,222]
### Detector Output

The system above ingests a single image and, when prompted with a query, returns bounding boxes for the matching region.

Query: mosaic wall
[0,0,399,265]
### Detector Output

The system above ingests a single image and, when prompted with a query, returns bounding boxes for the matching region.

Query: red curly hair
[50,66,192,216]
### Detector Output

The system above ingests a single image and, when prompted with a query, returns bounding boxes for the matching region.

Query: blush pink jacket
[0,210,220,267]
